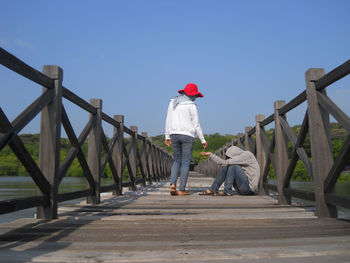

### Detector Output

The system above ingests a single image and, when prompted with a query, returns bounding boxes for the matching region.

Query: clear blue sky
[1,0,350,138]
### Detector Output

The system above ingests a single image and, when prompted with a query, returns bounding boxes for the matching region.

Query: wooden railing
[0,47,172,219]
[195,60,350,218]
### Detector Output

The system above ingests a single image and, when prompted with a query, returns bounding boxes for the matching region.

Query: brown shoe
[214,191,233,196]
[170,184,177,195]
[177,190,190,196]
[199,189,214,195]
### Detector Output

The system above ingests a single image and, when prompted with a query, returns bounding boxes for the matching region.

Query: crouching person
[199,146,260,196]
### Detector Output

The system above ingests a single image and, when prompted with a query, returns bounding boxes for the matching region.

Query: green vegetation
[152,123,350,183]
[249,123,350,182]
[0,123,349,183]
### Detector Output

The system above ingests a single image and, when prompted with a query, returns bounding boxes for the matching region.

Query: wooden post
[142,132,152,185]
[157,146,163,180]
[274,100,290,205]
[37,65,63,219]
[159,147,165,180]
[245,126,252,152]
[305,68,337,218]
[87,99,102,204]
[167,153,172,177]
[113,115,124,195]
[153,144,159,181]
[154,145,161,180]
[141,132,150,185]
[152,144,159,181]
[255,115,266,195]
[129,126,138,190]
[147,138,155,182]
[237,133,244,149]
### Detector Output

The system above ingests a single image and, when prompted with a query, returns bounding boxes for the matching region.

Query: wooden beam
[259,114,274,127]
[279,114,313,183]
[317,92,350,133]
[100,128,120,193]
[255,114,266,195]
[141,132,151,184]
[264,183,278,192]
[62,87,96,114]
[113,115,124,195]
[305,68,337,218]
[37,65,63,219]
[0,196,49,214]
[283,188,315,201]
[129,126,139,190]
[102,112,120,128]
[314,59,350,91]
[87,99,102,205]
[274,101,290,204]
[261,132,275,184]
[0,89,54,152]
[59,108,96,187]
[325,193,350,210]
[0,109,50,195]
[279,116,297,146]
[247,126,256,136]
[324,135,350,193]
[57,189,93,202]
[279,91,306,115]
[0,47,53,89]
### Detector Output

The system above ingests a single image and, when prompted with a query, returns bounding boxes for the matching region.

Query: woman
[165,83,208,196]
[199,146,260,196]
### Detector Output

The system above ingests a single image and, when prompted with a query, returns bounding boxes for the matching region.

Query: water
[1,177,349,222]
[0,176,114,223]
[268,180,350,219]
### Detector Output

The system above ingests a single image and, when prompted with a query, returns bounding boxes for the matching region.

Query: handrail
[279,91,306,115]
[0,47,53,89]
[259,114,274,127]
[315,60,350,90]
[0,48,173,219]
[62,87,97,114]
[195,59,350,219]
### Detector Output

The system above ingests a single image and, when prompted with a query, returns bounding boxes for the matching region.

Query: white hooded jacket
[165,96,206,143]
[209,146,260,193]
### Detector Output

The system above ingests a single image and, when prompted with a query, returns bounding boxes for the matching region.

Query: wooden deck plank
[0,172,349,262]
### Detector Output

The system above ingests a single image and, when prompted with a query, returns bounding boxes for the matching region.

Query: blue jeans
[170,134,195,191]
[209,165,253,195]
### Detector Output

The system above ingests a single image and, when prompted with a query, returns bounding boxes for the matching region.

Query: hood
[172,94,194,110]
[225,146,244,159]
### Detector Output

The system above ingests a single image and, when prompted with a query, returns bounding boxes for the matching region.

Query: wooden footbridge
[1,48,350,262]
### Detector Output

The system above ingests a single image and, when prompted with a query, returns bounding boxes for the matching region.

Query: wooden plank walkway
[1,172,350,262]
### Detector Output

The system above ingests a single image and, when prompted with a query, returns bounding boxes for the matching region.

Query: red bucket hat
[178,83,204,97]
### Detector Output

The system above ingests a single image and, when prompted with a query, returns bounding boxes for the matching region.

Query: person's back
[165,83,207,195]
[165,95,205,142]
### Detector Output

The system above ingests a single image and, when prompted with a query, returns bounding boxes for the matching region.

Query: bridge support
[305,68,337,218]
[274,100,291,205]
[244,126,253,152]
[141,132,152,185]
[87,99,102,204]
[113,115,124,195]
[37,65,63,219]
[129,126,138,190]
[255,115,266,195]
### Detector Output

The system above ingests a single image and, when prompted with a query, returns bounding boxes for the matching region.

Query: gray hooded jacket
[209,146,260,193]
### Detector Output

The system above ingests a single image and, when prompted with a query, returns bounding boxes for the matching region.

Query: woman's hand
[165,139,171,147]
[200,151,211,156]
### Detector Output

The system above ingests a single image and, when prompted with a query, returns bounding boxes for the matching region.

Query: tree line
[0,123,349,182]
